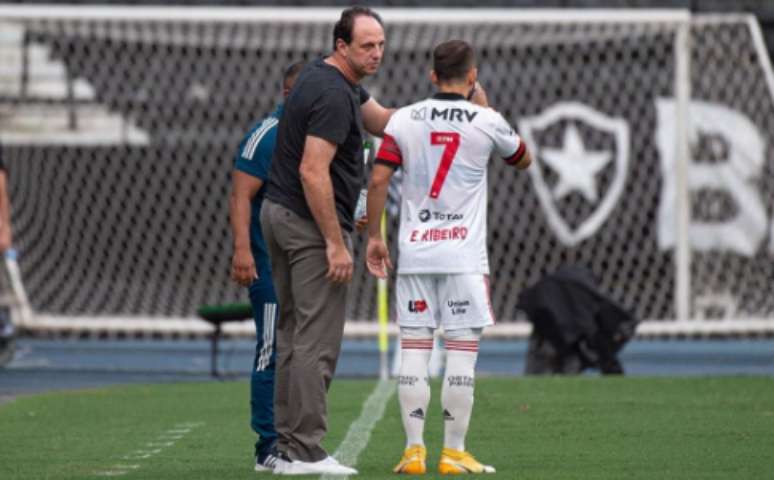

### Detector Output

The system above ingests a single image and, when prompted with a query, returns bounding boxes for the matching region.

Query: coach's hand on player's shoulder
[231,247,258,287]
[326,241,354,284]
[365,238,392,279]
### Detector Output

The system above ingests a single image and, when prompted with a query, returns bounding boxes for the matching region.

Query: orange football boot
[393,444,427,475]
[438,448,495,474]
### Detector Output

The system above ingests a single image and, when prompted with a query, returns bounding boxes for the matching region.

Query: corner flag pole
[378,210,389,381]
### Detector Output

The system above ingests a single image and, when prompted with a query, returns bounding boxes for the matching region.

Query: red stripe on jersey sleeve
[376,134,403,166]
[503,141,526,166]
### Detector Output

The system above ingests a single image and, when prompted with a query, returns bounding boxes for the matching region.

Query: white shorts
[396,274,495,330]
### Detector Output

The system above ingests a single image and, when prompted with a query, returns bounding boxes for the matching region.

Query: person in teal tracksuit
[229,61,304,473]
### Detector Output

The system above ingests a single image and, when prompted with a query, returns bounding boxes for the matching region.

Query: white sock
[442,333,480,452]
[398,328,433,448]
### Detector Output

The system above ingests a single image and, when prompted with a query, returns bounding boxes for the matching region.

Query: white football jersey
[376,93,525,274]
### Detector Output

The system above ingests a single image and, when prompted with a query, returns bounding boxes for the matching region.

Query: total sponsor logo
[408,300,428,313]
[418,209,463,223]
[409,227,468,243]
[448,299,470,315]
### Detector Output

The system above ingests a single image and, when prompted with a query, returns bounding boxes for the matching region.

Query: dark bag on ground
[517,265,638,375]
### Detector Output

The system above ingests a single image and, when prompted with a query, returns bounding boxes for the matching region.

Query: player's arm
[491,109,531,170]
[468,81,531,169]
[365,133,401,278]
[361,97,395,137]
[505,142,532,170]
[365,164,395,279]
[0,169,11,253]
[468,81,489,108]
[299,135,353,284]
[366,167,392,242]
[229,171,263,287]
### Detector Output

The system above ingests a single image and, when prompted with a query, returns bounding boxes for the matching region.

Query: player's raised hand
[366,237,392,279]
[468,81,489,108]
[326,241,354,283]
[231,247,258,287]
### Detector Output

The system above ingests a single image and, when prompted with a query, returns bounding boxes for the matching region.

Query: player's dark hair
[332,6,383,50]
[282,61,305,90]
[433,40,476,83]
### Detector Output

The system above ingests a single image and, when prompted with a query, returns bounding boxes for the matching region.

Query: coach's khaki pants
[260,199,351,463]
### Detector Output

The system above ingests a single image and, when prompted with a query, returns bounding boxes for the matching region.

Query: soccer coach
[260,6,393,476]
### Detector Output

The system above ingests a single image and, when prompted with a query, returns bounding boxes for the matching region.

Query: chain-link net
[683,18,774,321]
[0,10,772,333]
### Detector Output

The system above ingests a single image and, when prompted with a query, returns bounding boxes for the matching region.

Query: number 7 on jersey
[429,131,461,199]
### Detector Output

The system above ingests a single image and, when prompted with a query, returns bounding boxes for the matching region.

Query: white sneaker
[273,456,357,476]
[255,452,281,473]
[320,456,358,475]
[271,457,293,475]
[269,452,294,475]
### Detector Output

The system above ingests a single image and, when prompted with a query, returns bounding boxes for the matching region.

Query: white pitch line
[93,470,129,477]
[130,449,162,456]
[145,442,175,447]
[321,380,396,480]
[95,422,204,477]
[175,422,205,428]
[121,453,152,460]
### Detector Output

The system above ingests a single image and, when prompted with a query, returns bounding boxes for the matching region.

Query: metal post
[674,19,692,322]
[378,211,389,381]
[66,64,77,130]
[20,32,29,99]
[210,323,221,378]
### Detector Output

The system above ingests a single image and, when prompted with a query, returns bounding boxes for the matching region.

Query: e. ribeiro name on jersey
[376,93,526,274]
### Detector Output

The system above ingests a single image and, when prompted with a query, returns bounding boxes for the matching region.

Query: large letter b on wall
[656,99,767,257]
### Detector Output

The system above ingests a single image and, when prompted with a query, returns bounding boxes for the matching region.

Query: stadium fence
[1,7,773,338]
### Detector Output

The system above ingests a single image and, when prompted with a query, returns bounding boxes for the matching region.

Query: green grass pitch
[1,377,773,479]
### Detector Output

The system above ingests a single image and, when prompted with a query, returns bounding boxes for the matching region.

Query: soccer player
[365,39,531,475]
[229,61,304,473]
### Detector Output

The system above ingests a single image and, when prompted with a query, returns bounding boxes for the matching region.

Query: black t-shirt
[265,58,370,232]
